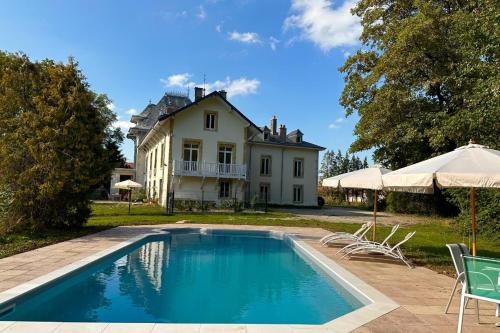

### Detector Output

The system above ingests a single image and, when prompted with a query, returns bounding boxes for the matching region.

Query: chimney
[219,90,227,99]
[195,87,203,101]
[271,116,277,135]
[279,124,287,142]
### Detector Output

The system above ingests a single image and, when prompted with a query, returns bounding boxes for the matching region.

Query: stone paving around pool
[0,224,497,333]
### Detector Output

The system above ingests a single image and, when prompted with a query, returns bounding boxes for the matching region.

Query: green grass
[1,203,498,276]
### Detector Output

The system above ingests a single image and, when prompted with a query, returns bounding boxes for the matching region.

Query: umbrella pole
[471,187,476,256]
[129,189,132,215]
[373,190,378,241]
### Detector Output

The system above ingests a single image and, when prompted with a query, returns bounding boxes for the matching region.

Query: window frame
[259,183,270,202]
[219,180,231,199]
[293,158,304,178]
[293,185,303,204]
[260,155,272,176]
[204,111,218,131]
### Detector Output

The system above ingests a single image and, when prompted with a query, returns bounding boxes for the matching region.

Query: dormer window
[264,132,270,140]
[296,134,302,143]
[204,111,217,131]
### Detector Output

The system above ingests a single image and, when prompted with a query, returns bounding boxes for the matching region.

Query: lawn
[1,203,498,276]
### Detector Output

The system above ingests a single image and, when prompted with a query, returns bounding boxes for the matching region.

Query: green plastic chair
[457,255,500,333]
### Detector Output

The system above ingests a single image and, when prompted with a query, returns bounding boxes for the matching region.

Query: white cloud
[126,108,137,115]
[204,77,261,97]
[228,31,261,44]
[161,74,260,98]
[269,36,280,51]
[160,73,195,89]
[112,120,135,131]
[215,24,222,33]
[284,0,361,51]
[329,117,344,129]
[197,5,206,19]
[106,102,116,111]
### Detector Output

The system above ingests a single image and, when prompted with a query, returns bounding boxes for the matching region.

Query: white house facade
[127,88,324,207]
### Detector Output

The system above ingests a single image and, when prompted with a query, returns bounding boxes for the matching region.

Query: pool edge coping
[0,225,400,333]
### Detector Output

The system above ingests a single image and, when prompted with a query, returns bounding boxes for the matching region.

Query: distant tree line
[319,149,369,181]
[0,51,124,233]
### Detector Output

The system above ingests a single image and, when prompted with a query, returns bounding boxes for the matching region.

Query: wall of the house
[142,97,249,207]
[249,144,319,206]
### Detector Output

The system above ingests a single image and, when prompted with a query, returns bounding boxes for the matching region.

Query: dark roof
[287,129,303,137]
[249,131,325,150]
[158,91,262,132]
[128,93,192,139]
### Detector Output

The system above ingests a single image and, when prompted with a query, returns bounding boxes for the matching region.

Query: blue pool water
[0,229,363,324]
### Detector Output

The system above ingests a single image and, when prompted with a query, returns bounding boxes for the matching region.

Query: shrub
[317,196,325,207]
[447,188,500,240]
[0,52,116,229]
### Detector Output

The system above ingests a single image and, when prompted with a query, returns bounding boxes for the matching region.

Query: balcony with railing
[173,160,247,179]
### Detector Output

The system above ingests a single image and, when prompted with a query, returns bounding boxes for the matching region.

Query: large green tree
[341,0,499,168]
[0,52,118,230]
[340,0,499,234]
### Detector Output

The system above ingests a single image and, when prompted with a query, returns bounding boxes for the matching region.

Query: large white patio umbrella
[113,180,143,214]
[322,165,392,240]
[383,142,500,255]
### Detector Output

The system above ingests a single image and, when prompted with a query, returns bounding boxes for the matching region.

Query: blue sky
[0,0,371,163]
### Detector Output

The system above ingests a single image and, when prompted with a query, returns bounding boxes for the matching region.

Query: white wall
[249,144,319,206]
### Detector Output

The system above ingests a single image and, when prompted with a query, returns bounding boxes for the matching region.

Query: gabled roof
[158,91,262,132]
[287,129,303,137]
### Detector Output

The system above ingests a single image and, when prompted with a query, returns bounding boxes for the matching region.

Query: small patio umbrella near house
[113,179,143,214]
[322,165,392,240]
[382,142,500,256]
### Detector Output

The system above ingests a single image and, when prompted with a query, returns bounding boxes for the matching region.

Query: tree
[0,52,118,230]
[340,0,499,227]
[340,0,499,168]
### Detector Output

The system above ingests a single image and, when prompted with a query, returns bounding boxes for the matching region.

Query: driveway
[276,207,435,226]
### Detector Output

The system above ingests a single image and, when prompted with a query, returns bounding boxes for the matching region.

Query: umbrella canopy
[113,179,143,190]
[382,142,500,255]
[113,180,143,215]
[322,165,392,190]
[322,165,392,240]
[383,143,500,193]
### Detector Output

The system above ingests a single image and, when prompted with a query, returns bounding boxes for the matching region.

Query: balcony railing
[173,160,247,179]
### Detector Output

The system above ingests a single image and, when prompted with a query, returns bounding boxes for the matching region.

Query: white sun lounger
[341,231,416,268]
[320,222,373,246]
[336,224,400,255]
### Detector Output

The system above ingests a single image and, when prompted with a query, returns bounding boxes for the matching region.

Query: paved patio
[0,224,497,332]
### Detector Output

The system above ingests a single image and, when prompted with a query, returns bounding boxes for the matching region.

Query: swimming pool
[0,228,373,325]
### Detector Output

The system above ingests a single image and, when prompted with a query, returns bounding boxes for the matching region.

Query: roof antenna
[203,73,206,97]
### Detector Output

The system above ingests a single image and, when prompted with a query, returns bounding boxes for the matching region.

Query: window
[205,112,217,130]
[293,185,303,203]
[264,132,270,141]
[219,180,231,198]
[296,135,302,143]
[218,145,233,164]
[160,143,164,167]
[183,142,199,171]
[293,158,304,178]
[154,148,158,175]
[260,156,271,176]
[259,183,270,202]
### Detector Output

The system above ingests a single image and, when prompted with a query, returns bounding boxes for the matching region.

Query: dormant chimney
[271,116,277,135]
[279,124,287,142]
[194,87,203,101]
